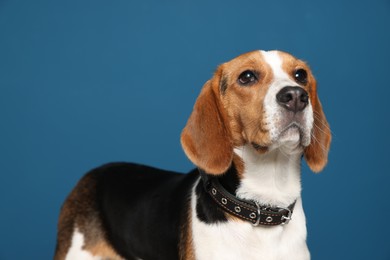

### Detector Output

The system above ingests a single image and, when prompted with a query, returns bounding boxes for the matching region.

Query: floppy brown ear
[304,91,332,173]
[181,69,233,175]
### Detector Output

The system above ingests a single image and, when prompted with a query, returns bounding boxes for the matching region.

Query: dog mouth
[251,142,269,152]
[278,122,311,147]
[281,123,302,137]
[251,122,309,152]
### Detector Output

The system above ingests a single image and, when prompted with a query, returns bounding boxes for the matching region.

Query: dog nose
[276,86,309,112]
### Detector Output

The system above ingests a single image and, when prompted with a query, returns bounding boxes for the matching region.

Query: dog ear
[304,81,332,173]
[181,68,233,175]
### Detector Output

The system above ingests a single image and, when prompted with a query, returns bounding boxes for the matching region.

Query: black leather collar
[199,168,295,226]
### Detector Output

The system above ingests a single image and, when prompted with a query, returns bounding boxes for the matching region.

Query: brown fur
[180,72,234,175]
[304,95,331,172]
[181,51,274,175]
[86,242,123,259]
[179,204,195,260]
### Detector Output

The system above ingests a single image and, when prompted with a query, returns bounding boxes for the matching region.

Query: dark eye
[238,70,258,86]
[294,69,308,84]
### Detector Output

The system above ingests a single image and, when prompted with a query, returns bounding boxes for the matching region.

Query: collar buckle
[278,207,292,225]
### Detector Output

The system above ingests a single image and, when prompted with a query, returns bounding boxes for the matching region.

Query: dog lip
[278,122,304,141]
[278,122,312,147]
[251,142,268,152]
[281,122,303,133]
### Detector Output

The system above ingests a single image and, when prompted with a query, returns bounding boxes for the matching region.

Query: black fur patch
[195,164,240,224]
[195,181,227,223]
[218,164,240,195]
[220,76,228,94]
[92,163,198,260]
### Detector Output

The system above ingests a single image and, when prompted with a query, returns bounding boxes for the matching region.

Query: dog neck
[230,143,302,208]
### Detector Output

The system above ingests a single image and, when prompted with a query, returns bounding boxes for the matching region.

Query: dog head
[181,50,331,174]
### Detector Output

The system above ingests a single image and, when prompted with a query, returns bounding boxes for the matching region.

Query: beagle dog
[55,50,331,260]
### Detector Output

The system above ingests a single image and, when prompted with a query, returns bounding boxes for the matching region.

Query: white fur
[261,50,314,147]
[191,51,312,260]
[65,228,101,260]
[234,145,301,207]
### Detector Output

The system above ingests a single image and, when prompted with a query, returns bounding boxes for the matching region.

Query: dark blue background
[1,0,389,259]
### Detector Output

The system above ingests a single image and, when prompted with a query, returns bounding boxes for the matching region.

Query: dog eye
[238,70,258,86]
[294,69,308,84]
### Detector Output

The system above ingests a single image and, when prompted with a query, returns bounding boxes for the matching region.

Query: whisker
[309,132,328,153]
[312,111,333,131]
[312,112,334,137]
[312,111,330,127]
[312,121,332,138]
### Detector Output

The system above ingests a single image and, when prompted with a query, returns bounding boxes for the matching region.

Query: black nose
[276,86,309,112]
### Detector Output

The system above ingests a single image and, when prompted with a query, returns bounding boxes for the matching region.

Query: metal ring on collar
[251,201,261,226]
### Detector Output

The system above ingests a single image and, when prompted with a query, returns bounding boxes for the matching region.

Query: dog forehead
[260,50,287,80]
[260,50,307,80]
[223,50,303,79]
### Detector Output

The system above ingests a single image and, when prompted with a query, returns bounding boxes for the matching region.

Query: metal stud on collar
[251,202,261,226]
[221,198,227,205]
